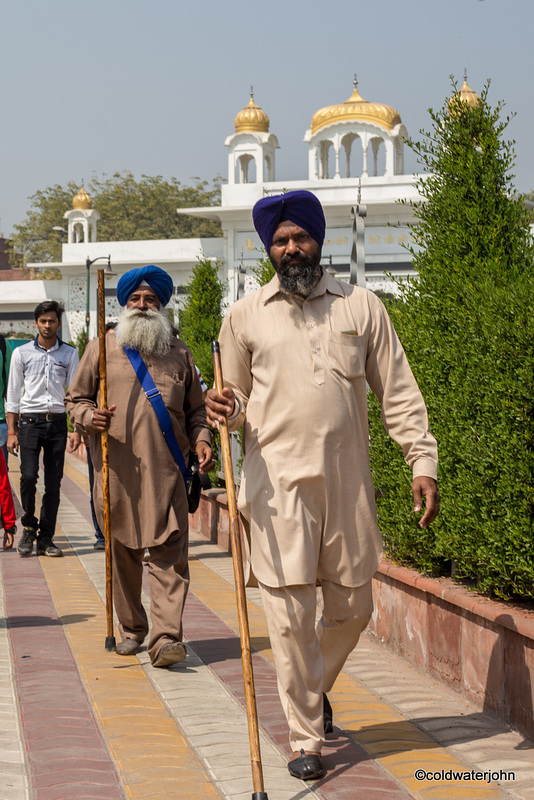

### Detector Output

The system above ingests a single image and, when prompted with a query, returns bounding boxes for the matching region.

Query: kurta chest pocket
[327,331,366,379]
[162,372,185,413]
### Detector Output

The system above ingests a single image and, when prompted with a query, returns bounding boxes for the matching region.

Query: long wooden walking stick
[212,342,268,800]
[98,269,116,652]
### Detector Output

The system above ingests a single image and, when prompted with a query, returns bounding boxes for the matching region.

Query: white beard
[116,307,173,358]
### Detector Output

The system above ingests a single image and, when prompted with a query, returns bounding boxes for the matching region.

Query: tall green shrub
[179,258,226,389]
[368,80,534,598]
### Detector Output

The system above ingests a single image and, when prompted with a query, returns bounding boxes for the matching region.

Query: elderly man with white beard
[65,265,213,668]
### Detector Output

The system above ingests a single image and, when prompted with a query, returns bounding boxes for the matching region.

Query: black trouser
[18,414,67,540]
[86,444,103,541]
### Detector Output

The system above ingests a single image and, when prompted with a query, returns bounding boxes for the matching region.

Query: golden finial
[234,89,270,133]
[72,184,92,210]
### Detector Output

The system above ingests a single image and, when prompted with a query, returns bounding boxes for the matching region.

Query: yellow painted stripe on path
[189,557,505,799]
[63,458,90,490]
[39,531,221,800]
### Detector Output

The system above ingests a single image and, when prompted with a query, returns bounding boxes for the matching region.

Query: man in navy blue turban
[206,188,439,779]
[252,190,326,298]
[116,264,174,307]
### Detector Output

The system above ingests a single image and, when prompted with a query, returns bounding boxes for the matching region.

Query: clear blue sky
[1,0,531,237]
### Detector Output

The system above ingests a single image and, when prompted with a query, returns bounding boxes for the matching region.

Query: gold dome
[72,186,92,210]
[234,89,270,133]
[450,72,480,110]
[310,78,401,134]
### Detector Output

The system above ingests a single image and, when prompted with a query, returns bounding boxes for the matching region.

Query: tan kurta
[220,270,438,588]
[65,331,211,548]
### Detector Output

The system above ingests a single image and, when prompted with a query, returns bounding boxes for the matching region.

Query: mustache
[124,308,159,320]
[280,252,309,268]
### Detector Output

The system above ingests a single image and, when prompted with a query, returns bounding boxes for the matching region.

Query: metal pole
[350,180,367,288]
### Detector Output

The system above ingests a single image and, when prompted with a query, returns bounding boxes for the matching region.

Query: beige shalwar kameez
[65,331,211,662]
[219,270,438,750]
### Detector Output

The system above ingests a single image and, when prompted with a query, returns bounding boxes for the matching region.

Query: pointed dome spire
[72,184,93,210]
[234,87,270,133]
[451,70,481,110]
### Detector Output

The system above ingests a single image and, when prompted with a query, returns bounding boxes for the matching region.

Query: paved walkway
[0,451,532,800]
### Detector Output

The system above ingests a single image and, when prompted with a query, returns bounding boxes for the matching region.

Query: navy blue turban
[116,265,174,307]
[252,190,326,252]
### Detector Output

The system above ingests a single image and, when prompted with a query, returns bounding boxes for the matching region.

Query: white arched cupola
[64,186,100,244]
[225,89,279,185]
[304,77,408,180]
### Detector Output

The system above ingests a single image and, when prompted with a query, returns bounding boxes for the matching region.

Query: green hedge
[368,82,534,599]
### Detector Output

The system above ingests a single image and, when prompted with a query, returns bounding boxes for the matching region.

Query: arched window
[369,137,386,176]
[236,153,257,184]
[342,133,362,178]
[73,222,84,244]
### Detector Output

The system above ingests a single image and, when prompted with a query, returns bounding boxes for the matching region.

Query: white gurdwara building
[8,77,483,340]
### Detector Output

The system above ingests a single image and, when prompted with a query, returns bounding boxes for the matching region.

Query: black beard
[274,252,322,297]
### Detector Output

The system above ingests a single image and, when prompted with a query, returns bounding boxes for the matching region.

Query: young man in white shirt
[6,301,80,557]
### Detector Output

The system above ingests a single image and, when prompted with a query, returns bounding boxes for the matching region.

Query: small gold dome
[451,72,480,109]
[234,89,270,133]
[311,78,401,134]
[72,186,92,210]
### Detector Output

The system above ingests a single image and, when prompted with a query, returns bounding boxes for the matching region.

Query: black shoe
[35,537,63,557]
[323,693,333,735]
[94,538,106,551]
[288,749,325,780]
[17,527,36,557]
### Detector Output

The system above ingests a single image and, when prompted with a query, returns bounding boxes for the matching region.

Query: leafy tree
[12,182,78,266]
[11,171,223,266]
[368,79,534,598]
[91,172,222,242]
[179,257,226,390]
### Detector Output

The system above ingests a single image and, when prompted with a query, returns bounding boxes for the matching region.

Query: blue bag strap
[123,347,190,483]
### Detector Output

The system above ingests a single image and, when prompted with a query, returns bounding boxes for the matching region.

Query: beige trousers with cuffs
[258,578,373,753]
[112,529,190,663]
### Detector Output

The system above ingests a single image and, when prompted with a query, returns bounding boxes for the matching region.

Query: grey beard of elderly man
[115,306,173,359]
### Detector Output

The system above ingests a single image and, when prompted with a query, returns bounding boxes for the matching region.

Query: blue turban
[252,190,326,252]
[116,265,174,307]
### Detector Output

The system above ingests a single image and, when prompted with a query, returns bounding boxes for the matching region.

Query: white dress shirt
[6,337,79,416]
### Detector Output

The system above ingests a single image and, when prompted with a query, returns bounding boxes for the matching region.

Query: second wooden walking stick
[212,341,268,800]
[98,269,116,652]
